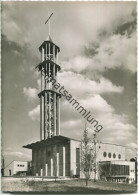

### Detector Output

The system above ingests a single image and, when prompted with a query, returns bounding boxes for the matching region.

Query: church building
[23,25,136,184]
[23,33,81,177]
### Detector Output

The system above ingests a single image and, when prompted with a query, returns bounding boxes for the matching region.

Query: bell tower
[36,34,61,140]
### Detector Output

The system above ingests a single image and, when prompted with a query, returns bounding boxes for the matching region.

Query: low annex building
[95,142,135,184]
[4,161,31,176]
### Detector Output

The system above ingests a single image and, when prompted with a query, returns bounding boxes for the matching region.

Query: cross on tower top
[45,13,53,36]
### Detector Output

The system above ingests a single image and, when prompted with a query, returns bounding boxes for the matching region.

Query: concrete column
[35,149,38,175]
[40,169,43,176]
[63,146,65,176]
[70,142,76,176]
[45,164,48,176]
[36,149,38,175]
[57,96,60,135]
[45,147,47,164]
[40,149,43,173]
[56,67,58,83]
[41,148,44,176]
[40,97,42,141]
[49,93,51,137]
[41,71,43,91]
[52,64,55,91]
[53,63,56,136]
[41,68,45,92]
[45,63,47,90]
[53,45,55,63]
[55,66,57,85]
[57,52,59,64]
[54,94,56,136]
[45,43,47,60]
[48,63,51,90]
[51,158,53,176]
[44,93,47,139]
[49,43,50,60]
[42,95,44,140]
[57,153,59,177]
[32,149,35,175]
[42,47,44,62]
[41,47,45,93]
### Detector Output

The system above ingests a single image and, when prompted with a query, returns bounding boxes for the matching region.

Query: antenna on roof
[45,12,53,36]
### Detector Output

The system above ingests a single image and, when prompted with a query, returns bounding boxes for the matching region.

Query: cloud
[36,79,41,91]
[27,70,123,121]
[3,148,31,159]
[80,95,114,114]
[60,94,136,144]
[28,105,40,121]
[1,1,136,59]
[23,87,38,101]
[27,72,135,146]
[93,32,136,73]
[12,49,22,57]
[125,142,137,159]
[126,142,137,149]
[59,71,123,98]
[62,32,136,74]
[129,97,136,105]
[4,151,30,158]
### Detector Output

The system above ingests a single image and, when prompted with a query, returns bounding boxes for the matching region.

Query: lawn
[1,177,137,193]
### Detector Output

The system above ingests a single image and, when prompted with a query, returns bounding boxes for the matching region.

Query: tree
[99,163,112,180]
[80,125,97,186]
[99,163,118,181]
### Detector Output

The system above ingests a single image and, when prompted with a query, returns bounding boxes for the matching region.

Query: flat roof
[23,134,125,150]
[100,142,125,148]
[35,59,61,71]
[23,135,80,149]
[99,160,133,164]
[39,40,60,53]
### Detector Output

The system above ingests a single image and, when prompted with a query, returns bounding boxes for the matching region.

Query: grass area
[2,177,137,193]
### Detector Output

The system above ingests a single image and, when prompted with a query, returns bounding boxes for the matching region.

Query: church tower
[23,16,81,177]
[36,35,61,140]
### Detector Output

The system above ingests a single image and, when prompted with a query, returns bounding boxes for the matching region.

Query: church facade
[24,136,80,177]
[23,32,136,184]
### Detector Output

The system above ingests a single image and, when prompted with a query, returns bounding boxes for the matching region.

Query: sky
[1,1,137,167]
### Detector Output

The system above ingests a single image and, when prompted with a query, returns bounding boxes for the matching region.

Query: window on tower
[46,54,54,61]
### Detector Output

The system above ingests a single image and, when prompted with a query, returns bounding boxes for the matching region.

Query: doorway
[9,170,11,176]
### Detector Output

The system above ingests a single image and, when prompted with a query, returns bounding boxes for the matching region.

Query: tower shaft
[37,38,61,140]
